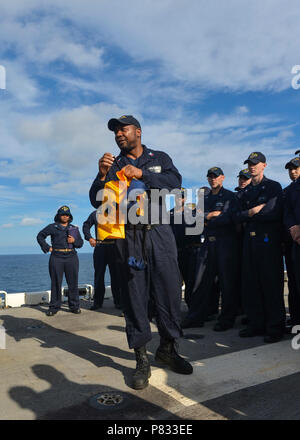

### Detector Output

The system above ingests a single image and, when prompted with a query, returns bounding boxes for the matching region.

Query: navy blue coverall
[89,145,183,349]
[82,211,121,308]
[237,176,286,336]
[234,186,247,314]
[183,187,239,327]
[284,177,300,325]
[169,207,202,308]
[37,223,83,311]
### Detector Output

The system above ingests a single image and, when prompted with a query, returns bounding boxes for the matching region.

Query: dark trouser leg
[217,237,239,326]
[107,245,122,307]
[286,241,300,324]
[236,232,244,314]
[256,237,285,337]
[115,230,152,349]
[183,248,199,307]
[178,248,190,306]
[185,247,202,310]
[64,253,80,311]
[93,246,106,307]
[48,254,64,311]
[291,243,300,324]
[149,225,183,342]
[184,242,216,323]
[241,236,265,332]
[207,278,220,316]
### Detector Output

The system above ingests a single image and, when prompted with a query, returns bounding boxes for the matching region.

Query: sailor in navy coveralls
[235,168,252,319]
[37,206,83,316]
[82,210,121,310]
[284,155,300,330]
[181,167,239,331]
[89,115,193,390]
[237,152,286,343]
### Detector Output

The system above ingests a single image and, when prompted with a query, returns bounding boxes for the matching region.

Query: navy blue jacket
[234,187,245,200]
[236,176,283,234]
[203,187,238,237]
[82,211,98,241]
[284,177,300,230]
[37,223,83,254]
[89,145,182,224]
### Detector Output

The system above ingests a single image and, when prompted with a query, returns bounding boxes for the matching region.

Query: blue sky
[0,0,300,255]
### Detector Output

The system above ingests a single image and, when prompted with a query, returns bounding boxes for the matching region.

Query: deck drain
[89,391,129,411]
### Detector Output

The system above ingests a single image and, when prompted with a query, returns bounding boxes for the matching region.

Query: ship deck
[1,285,300,421]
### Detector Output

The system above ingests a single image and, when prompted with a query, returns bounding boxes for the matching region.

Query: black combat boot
[132,346,151,390]
[155,338,193,375]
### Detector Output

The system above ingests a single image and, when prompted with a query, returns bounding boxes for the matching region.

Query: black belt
[125,224,157,231]
[96,239,116,245]
[181,243,203,249]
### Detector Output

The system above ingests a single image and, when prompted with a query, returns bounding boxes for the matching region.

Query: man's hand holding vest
[122,165,143,180]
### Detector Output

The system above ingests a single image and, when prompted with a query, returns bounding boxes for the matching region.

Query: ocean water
[0,253,111,293]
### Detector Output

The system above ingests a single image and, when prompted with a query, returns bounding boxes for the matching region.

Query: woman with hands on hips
[37,206,83,316]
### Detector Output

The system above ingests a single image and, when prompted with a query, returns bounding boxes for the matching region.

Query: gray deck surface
[1,285,299,420]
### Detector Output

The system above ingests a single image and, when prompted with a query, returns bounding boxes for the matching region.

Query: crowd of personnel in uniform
[36,114,300,391]
[171,151,300,345]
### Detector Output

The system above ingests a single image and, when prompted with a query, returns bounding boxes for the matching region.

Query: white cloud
[41,0,300,92]
[0,101,296,198]
[0,14,104,70]
[2,0,300,93]
[142,109,296,188]
[1,223,14,228]
[2,60,40,106]
[0,0,298,212]
[20,217,43,226]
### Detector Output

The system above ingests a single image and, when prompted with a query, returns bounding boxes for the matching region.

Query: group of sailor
[36,113,300,390]
[175,151,300,345]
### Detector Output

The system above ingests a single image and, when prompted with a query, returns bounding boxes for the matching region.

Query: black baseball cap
[207,167,224,177]
[285,157,300,169]
[237,168,251,179]
[244,152,266,165]
[295,150,300,155]
[108,115,141,131]
[57,205,71,216]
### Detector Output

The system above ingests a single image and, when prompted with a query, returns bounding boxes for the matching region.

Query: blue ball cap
[57,205,71,216]
[237,168,251,179]
[244,152,266,165]
[108,115,141,131]
[285,157,300,169]
[207,167,224,177]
